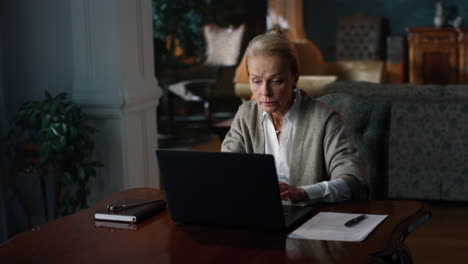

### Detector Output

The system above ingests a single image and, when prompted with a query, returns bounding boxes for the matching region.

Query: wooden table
[0,188,431,264]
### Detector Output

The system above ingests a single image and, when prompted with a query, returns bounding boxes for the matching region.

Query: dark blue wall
[303,0,468,60]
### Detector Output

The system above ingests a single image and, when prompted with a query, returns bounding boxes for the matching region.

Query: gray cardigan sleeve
[322,112,369,200]
[221,107,247,153]
[221,101,253,153]
[221,101,263,153]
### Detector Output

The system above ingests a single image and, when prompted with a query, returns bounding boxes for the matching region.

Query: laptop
[156,149,314,232]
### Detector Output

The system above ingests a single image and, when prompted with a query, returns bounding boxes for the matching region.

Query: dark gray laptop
[156,149,314,232]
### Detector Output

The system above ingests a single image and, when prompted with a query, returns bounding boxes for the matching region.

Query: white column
[70,0,162,201]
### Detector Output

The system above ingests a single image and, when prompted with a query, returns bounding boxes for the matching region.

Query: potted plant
[152,0,246,77]
[6,91,102,216]
[152,0,207,75]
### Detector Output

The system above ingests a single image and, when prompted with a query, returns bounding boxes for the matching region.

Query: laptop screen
[157,149,288,230]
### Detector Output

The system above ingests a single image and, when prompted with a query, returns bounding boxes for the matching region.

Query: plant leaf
[51,127,60,137]
[78,167,86,180]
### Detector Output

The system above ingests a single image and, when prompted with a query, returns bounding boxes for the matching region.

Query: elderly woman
[222,31,369,204]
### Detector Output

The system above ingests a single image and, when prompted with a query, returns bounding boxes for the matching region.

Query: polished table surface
[0,188,431,264]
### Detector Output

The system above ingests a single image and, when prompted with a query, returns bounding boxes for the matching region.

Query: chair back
[317,93,391,199]
[336,13,384,61]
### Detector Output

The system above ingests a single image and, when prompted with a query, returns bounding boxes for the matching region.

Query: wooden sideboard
[407,27,468,84]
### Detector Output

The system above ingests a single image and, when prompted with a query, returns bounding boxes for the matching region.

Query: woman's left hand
[278,181,310,204]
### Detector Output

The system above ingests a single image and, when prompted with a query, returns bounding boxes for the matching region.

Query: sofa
[318,81,468,201]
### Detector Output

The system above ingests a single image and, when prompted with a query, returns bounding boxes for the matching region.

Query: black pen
[344,214,367,227]
[106,200,163,212]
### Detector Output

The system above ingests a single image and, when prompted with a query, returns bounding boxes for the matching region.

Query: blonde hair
[245,30,300,76]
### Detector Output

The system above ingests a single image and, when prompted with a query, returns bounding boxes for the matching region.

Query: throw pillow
[203,24,245,66]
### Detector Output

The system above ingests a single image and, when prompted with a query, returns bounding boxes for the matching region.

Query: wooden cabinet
[407,27,468,84]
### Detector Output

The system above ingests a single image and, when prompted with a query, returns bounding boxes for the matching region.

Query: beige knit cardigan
[221,91,369,200]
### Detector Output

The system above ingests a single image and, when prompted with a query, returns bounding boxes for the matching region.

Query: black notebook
[94,199,166,223]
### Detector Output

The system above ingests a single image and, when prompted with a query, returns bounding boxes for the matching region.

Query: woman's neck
[270,112,283,130]
[277,89,296,117]
[270,89,296,133]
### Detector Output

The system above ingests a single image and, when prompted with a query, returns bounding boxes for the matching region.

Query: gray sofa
[318,81,468,201]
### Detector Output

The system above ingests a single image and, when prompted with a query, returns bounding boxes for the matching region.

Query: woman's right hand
[278,181,310,204]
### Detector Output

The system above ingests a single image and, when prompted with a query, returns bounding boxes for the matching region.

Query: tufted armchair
[324,14,386,83]
[317,93,391,200]
[336,13,384,61]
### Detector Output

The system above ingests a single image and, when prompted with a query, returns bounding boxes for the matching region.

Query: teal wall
[303,0,468,60]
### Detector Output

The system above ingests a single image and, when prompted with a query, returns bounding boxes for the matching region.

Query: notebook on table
[94,199,166,223]
[156,149,314,232]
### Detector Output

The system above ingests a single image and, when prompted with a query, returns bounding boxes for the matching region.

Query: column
[70,0,162,202]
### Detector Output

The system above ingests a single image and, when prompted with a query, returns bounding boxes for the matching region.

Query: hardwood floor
[190,137,468,263]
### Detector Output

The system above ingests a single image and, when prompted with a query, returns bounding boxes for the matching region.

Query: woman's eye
[252,80,262,84]
[272,80,283,84]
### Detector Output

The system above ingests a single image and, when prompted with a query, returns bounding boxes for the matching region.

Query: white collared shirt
[262,89,351,202]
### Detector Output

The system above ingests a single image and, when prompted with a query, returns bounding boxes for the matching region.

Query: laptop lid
[156,149,313,231]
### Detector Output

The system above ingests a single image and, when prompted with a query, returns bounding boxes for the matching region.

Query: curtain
[0,18,9,243]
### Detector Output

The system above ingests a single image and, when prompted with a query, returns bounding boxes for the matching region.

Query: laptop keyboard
[282,204,314,229]
[283,205,307,217]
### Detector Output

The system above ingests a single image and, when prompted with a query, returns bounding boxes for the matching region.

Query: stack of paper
[288,212,388,242]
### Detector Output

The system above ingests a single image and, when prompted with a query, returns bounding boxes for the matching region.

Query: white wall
[2,0,73,114]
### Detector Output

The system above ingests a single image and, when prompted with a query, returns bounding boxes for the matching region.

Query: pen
[106,200,162,212]
[344,214,367,227]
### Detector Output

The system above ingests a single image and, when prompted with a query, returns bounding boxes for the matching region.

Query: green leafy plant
[7,91,102,216]
[152,0,209,72]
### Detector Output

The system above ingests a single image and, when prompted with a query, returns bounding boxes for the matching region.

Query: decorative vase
[434,2,444,28]
[434,15,445,28]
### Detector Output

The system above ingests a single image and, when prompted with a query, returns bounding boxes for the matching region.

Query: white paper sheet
[288,212,388,242]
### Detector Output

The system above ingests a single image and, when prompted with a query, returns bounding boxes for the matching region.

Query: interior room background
[1,0,467,244]
[305,0,468,60]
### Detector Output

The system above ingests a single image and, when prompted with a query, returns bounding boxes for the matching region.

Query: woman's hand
[278,181,310,204]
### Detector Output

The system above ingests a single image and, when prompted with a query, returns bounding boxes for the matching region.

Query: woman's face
[248,55,299,115]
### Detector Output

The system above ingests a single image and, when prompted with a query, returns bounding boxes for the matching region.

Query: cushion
[297,75,337,98]
[325,61,384,83]
[203,24,245,66]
